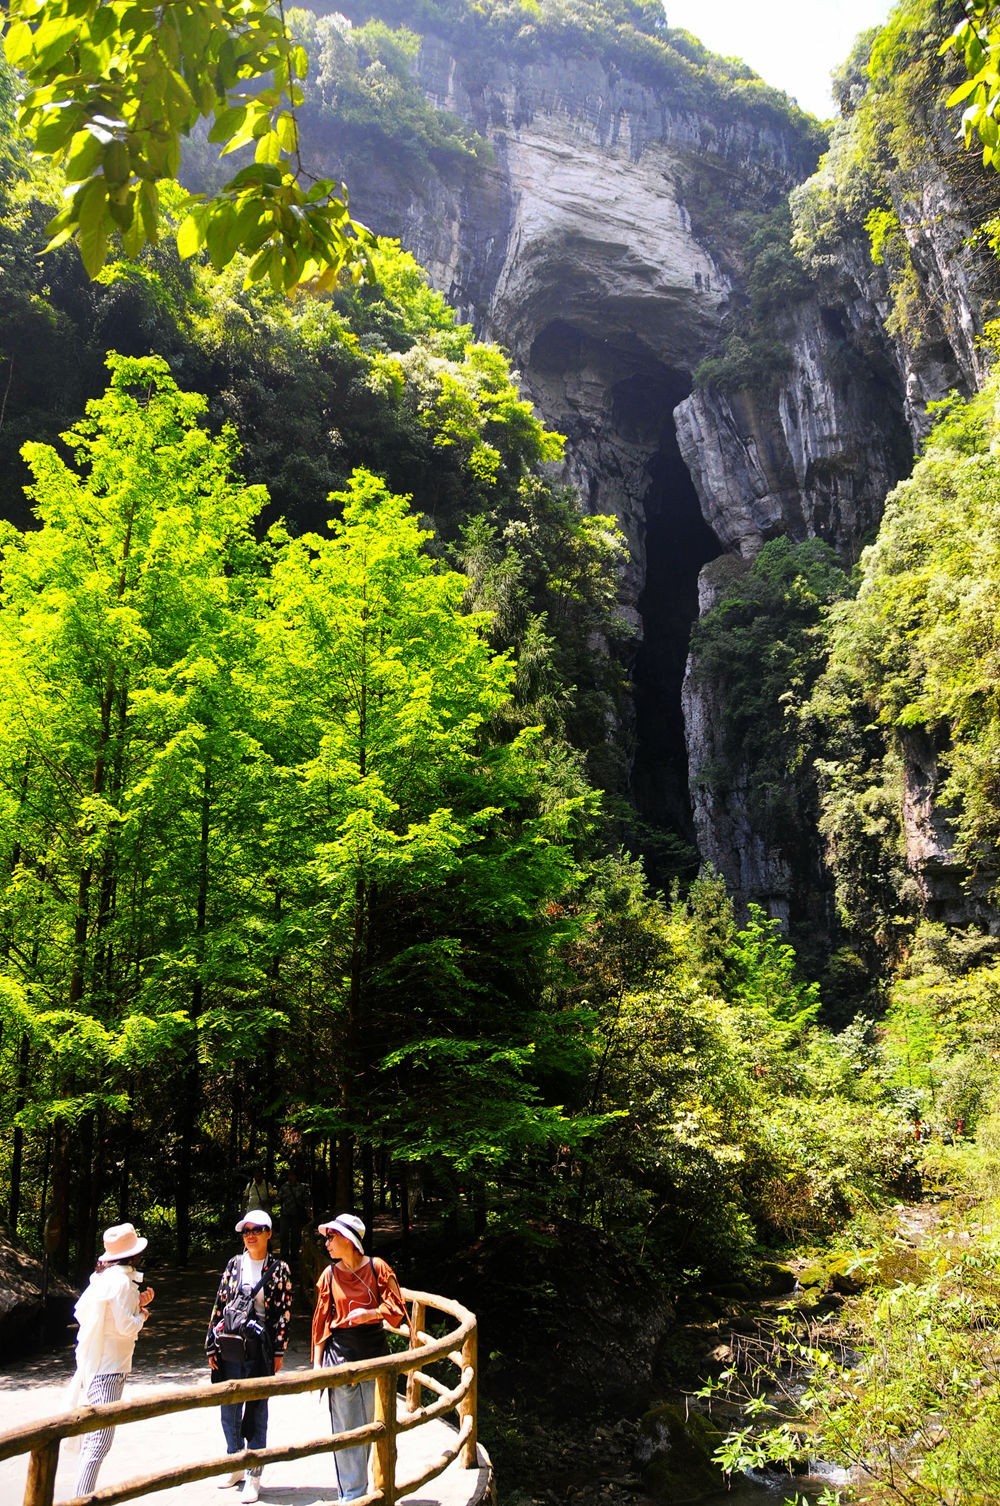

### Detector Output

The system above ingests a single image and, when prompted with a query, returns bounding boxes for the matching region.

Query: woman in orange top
[311,1212,407,1502]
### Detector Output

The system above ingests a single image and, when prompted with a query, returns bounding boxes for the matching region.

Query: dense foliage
[0,353,605,1264]
[811,369,1000,941]
[290,8,488,174]
[5,18,1000,1506]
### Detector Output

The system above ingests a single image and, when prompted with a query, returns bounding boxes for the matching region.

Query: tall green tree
[255,467,597,1218]
[0,352,269,1267]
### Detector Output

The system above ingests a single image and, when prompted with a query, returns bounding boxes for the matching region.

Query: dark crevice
[525,322,720,885]
[624,373,720,884]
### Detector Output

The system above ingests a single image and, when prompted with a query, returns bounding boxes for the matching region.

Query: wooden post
[405,1300,426,1411]
[459,1326,478,1468]
[24,1441,59,1506]
[372,1368,397,1506]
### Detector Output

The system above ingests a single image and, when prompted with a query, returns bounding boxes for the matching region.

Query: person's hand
[208,1353,219,1371]
[313,1347,324,1368]
[343,1308,379,1326]
[139,1286,155,1309]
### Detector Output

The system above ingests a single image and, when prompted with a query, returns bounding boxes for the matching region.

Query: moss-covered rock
[795,1250,871,1297]
[636,1401,728,1503]
[750,1260,798,1297]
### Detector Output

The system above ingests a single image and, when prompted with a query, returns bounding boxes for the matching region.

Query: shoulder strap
[239,1261,266,1298]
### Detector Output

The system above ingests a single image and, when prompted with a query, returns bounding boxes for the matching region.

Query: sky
[662,0,898,119]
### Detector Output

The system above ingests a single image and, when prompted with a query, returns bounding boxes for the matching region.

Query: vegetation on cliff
[810,368,1000,949]
[318,0,827,144]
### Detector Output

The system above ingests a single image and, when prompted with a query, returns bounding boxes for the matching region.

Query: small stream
[697,1462,849,1505]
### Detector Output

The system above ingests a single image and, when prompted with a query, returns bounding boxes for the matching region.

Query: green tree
[254,467,597,1219]
[941,0,1000,169]
[0,351,270,1267]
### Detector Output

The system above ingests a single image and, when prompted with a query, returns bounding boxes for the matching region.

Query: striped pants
[74,1372,126,1497]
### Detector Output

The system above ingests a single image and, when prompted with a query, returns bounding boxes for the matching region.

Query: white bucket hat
[235,1209,273,1232]
[317,1212,366,1254]
[102,1223,147,1261]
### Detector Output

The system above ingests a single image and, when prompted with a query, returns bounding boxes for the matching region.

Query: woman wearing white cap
[311,1213,407,1502]
[69,1222,154,1498]
[206,1209,293,1502]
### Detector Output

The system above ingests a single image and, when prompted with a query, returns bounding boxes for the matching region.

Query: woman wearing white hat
[69,1222,154,1498]
[311,1213,407,1503]
[206,1209,293,1503]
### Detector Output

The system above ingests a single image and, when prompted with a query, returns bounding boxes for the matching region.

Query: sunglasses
[242,1225,268,1235]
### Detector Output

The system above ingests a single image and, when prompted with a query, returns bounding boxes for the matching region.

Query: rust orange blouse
[310,1256,407,1353]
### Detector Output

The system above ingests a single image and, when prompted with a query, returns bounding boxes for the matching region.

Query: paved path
[0,1263,491,1506]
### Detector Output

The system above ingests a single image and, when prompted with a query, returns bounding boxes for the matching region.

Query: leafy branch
[3,0,370,288]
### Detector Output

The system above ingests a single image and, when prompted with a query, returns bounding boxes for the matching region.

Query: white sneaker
[219,1471,244,1488]
[240,1477,260,1503]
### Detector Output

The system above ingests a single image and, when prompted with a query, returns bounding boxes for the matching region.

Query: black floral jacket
[205,1253,294,1357]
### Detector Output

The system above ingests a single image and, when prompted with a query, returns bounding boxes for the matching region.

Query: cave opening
[526,319,720,886]
[612,369,721,885]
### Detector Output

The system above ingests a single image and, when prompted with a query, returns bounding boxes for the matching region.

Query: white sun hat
[102,1223,147,1261]
[317,1213,366,1254]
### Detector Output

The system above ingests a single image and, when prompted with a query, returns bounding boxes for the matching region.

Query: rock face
[899,728,1000,932]
[300,14,1000,925]
[674,294,914,560]
[0,1228,77,1358]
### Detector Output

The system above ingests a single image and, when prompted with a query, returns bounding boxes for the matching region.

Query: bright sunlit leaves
[3,0,370,288]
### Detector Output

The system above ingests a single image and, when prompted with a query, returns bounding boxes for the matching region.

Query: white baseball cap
[235,1209,272,1232]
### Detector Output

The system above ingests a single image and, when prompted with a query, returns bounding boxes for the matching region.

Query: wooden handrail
[1,1287,483,1506]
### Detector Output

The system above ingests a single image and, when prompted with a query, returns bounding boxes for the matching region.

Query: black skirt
[324,1325,388,1365]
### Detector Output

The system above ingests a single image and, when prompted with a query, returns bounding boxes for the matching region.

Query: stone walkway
[0,1263,491,1506]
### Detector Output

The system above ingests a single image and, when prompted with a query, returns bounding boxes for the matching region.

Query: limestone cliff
[296,6,1000,929]
[298,18,838,846]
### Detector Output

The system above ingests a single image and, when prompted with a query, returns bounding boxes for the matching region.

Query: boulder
[636,1401,728,1503]
[0,1227,77,1359]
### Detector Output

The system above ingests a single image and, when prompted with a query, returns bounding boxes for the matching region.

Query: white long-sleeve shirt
[72,1265,146,1388]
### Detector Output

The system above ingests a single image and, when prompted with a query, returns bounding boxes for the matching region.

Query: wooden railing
[0,1286,481,1506]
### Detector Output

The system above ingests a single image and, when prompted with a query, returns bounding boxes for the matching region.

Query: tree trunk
[176,764,211,1265]
[8,1031,30,1233]
[48,1120,72,1276]
[76,1111,97,1279]
[119,1112,132,1218]
[362,1142,375,1237]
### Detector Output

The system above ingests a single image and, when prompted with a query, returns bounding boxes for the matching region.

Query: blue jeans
[329,1374,376,1501]
[323,1331,386,1502]
[218,1352,271,1478]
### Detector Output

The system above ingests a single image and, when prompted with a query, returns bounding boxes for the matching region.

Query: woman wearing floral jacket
[206,1209,293,1503]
